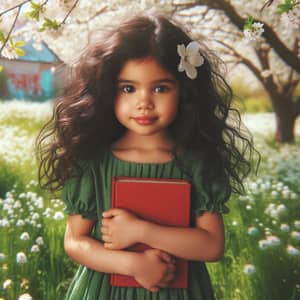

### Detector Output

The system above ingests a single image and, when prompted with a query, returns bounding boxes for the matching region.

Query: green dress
[61,149,230,300]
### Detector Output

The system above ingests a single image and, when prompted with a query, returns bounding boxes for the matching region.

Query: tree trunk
[274,105,296,143]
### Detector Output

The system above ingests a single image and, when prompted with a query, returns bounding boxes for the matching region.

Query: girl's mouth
[133,117,157,125]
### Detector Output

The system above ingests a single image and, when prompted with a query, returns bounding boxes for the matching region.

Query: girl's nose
[136,90,154,110]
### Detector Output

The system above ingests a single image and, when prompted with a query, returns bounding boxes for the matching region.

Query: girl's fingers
[103,242,114,249]
[101,227,109,234]
[102,208,124,218]
[157,251,174,263]
[149,286,159,293]
[102,234,108,242]
[167,262,176,273]
[157,271,176,287]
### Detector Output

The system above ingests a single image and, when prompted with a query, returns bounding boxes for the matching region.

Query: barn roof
[8,39,61,63]
[21,40,60,63]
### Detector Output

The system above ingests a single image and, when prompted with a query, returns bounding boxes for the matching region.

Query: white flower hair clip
[177,41,204,79]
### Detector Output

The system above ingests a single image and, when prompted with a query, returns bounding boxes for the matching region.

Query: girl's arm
[102,209,224,262]
[64,214,176,292]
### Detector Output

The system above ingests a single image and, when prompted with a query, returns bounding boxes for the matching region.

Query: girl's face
[114,57,179,139]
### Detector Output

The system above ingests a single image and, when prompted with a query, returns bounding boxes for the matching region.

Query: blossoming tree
[0,0,299,142]
[172,0,300,143]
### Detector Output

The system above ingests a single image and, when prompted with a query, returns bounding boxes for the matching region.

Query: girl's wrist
[127,252,143,277]
[135,219,149,244]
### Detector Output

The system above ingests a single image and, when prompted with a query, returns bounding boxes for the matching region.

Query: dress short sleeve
[61,161,98,220]
[191,161,231,217]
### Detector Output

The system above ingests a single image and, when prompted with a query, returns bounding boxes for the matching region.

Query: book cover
[109,176,191,288]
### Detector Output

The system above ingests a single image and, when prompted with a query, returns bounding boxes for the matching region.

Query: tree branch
[0,0,30,17]
[0,6,21,55]
[59,0,80,26]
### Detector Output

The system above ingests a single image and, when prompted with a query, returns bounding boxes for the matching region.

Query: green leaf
[25,10,40,21]
[0,31,5,43]
[14,41,25,47]
[0,65,3,72]
[30,1,41,9]
[9,37,14,45]
[25,1,43,20]
[277,0,295,14]
[15,48,26,57]
[244,16,254,31]
[39,18,60,31]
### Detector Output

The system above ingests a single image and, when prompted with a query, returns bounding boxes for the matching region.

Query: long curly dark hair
[36,13,259,193]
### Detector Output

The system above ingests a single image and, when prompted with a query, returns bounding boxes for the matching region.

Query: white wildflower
[36,236,44,245]
[53,211,64,220]
[31,212,40,220]
[16,219,25,226]
[277,204,288,215]
[287,245,300,256]
[16,252,28,264]
[3,279,12,289]
[18,293,33,300]
[30,245,40,253]
[248,227,259,236]
[243,264,256,275]
[271,191,279,198]
[20,232,30,241]
[0,253,6,262]
[280,224,290,232]
[294,221,300,230]
[267,235,281,247]
[259,239,269,250]
[291,231,300,241]
[0,218,10,227]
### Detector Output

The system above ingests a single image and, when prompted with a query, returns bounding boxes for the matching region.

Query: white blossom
[243,22,264,42]
[280,8,300,29]
[177,41,204,79]
[16,252,28,264]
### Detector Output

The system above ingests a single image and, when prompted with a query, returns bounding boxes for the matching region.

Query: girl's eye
[153,85,170,93]
[119,85,135,93]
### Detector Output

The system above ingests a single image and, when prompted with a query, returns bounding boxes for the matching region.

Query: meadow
[0,100,300,300]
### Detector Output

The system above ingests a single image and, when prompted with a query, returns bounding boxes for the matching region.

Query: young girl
[37,13,257,300]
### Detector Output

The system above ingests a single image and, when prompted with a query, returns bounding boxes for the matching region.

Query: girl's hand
[101,208,144,250]
[132,249,176,292]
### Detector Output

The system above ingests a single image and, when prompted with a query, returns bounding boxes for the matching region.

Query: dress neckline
[109,149,175,166]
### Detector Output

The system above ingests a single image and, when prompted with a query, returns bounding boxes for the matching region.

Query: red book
[110,176,191,289]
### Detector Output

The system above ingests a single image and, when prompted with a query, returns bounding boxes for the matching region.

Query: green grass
[234,96,273,114]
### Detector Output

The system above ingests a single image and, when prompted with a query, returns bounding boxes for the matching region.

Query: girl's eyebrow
[117,79,177,85]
